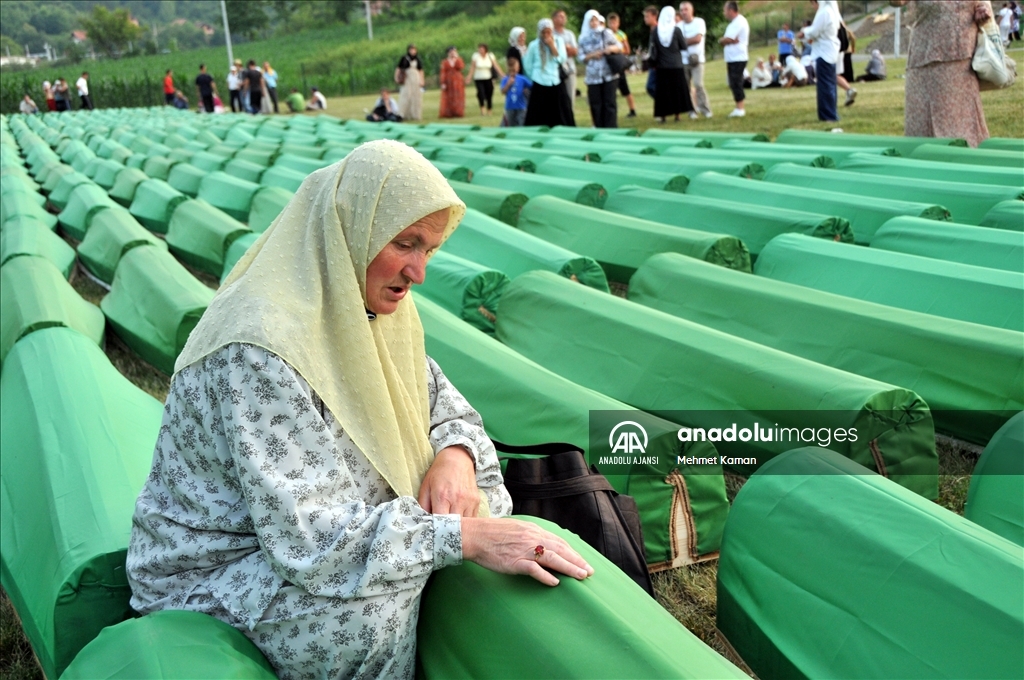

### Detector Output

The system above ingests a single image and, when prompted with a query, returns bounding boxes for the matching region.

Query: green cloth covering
[91,159,126,190]
[716,447,1024,680]
[418,517,746,679]
[322,144,360,163]
[434,148,537,173]
[661,146,836,168]
[872,216,1024,273]
[41,164,77,193]
[606,152,766,178]
[755,233,1024,333]
[81,156,103,180]
[141,155,178,181]
[775,128,967,156]
[96,139,130,160]
[472,165,607,208]
[0,327,162,680]
[536,157,689,193]
[980,137,1024,153]
[48,171,92,211]
[108,167,150,207]
[0,255,105,365]
[518,195,750,283]
[464,137,599,164]
[538,137,668,158]
[272,153,331,175]
[128,178,188,234]
[165,199,251,276]
[687,171,950,243]
[196,171,261,222]
[125,153,147,170]
[61,611,277,680]
[167,148,196,165]
[723,140,900,163]
[166,162,207,197]
[1,190,57,230]
[259,164,307,192]
[910,143,1024,169]
[964,412,1024,546]
[496,271,938,497]
[78,206,167,284]
[419,250,509,333]
[0,217,76,278]
[629,252,1024,444]
[594,132,719,152]
[418,297,729,566]
[57,182,117,240]
[605,185,853,258]
[101,246,214,374]
[219,232,260,285]
[223,158,267,183]
[248,186,294,233]
[640,129,770,146]
[447,180,528,225]
[764,162,1023,225]
[428,160,472,182]
[279,143,325,159]
[233,147,275,167]
[189,150,229,172]
[443,209,609,292]
[980,199,1024,231]
[838,152,1024,188]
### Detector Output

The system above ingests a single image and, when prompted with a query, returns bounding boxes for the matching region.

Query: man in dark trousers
[195,64,217,113]
[242,60,263,114]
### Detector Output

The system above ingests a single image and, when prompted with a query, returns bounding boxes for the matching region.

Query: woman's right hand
[462,517,594,586]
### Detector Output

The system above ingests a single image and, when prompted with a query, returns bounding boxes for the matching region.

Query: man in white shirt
[306,86,328,111]
[552,9,579,107]
[718,1,749,117]
[680,2,712,118]
[75,72,93,110]
[798,0,841,122]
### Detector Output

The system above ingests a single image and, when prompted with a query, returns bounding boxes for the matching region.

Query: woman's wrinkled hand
[417,446,480,517]
[462,517,595,586]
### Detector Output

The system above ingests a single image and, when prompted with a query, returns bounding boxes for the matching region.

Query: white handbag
[973,19,1017,90]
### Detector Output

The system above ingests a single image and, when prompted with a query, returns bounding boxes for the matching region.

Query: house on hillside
[71,30,88,44]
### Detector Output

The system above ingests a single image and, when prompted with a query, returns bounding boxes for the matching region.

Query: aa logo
[609,421,648,454]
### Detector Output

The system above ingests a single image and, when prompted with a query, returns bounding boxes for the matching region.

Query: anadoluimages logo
[609,421,648,454]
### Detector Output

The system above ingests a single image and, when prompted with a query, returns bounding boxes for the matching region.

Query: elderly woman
[648,6,693,122]
[395,44,425,121]
[507,26,528,63]
[578,10,623,128]
[856,49,887,81]
[127,141,592,680]
[524,18,576,126]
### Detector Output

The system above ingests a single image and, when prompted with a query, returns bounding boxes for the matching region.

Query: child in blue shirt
[500,56,532,127]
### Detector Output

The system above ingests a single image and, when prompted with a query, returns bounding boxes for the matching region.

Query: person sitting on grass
[171,89,189,110]
[285,87,306,113]
[366,88,403,122]
[751,58,773,89]
[781,55,809,87]
[306,86,328,111]
[19,94,39,114]
[855,49,887,82]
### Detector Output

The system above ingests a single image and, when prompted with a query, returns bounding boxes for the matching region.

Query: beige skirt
[905,58,990,147]
[398,66,422,121]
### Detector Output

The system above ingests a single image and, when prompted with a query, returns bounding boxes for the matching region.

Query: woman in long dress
[439,47,466,118]
[523,18,576,127]
[648,6,692,122]
[395,44,425,121]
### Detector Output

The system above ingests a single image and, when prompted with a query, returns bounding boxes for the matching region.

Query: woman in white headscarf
[578,9,623,128]
[507,26,528,62]
[647,6,692,122]
[524,18,576,126]
[127,141,592,680]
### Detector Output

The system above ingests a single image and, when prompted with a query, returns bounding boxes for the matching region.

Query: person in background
[241,60,263,114]
[778,22,795,64]
[263,62,279,113]
[54,78,71,111]
[781,54,809,87]
[606,13,637,118]
[578,9,622,128]
[679,2,711,119]
[523,18,575,126]
[855,49,887,81]
[501,56,532,126]
[467,43,503,117]
[998,2,1014,44]
[195,63,216,114]
[751,58,774,88]
[1013,1,1022,41]
[366,87,402,121]
[19,94,39,114]
[285,87,305,112]
[801,53,817,84]
[799,19,814,55]
[798,0,841,122]
[42,81,56,111]
[836,20,858,106]
[212,93,225,113]
[76,72,93,110]
[396,44,424,121]
[649,5,692,123]
[307,86,328,110]
[552,9,579,108]
[440,47,466,119]
[171,89,189,110]
[643,6,659,100]
[508,26,528,62]
[227,65,242,112]
[163,69,176,105]
[719,1,750,118]
[767,54,784,85]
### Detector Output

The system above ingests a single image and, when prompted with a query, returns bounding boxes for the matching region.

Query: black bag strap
[503,474,615,500]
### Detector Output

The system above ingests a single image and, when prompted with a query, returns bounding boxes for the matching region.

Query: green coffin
[838,152,1024,188]
[466,138,599,165]
[537,137,667,158]
[248,186,294,233]
[91,159,126,190]
[605,185,852,258]
[871,216,1024,273]
[141,155,179,181]
[755,233,1024,333]
[448,180,528,226]
[764,162,1023,225]
[129,179,188,234]
[600,151,766,178]
[518,195,750,283]
[723,140,900,164]
[78,207,167,284]
[420,250,509,333]
[219,231,260,284]
[197,171,261,222]
[0,326,163,680]
[0,217,76,278]
[472,165,607,207]
[536,156,689,193]
[40,163,77,193]
[964,411,1024,547]
[101,246,215,374]
[222,157,267,183]
[640,129,770,146]
[108,167,150,207]
[418,296,729,566]
[0,256,105,365]
[980,137,1024,153]
[980,199,1024,231]
[418,517,746,680]
[910,143,1024,169]
[435,147,537,173]
[662,145,835,168]
[428,160,472,183]
[165,199,252,276]
[166,161,207,198]
[775,128,967,156]
[57,182,117,240]
[687,171,950,243]
[442,209,609,292]
[496,271,938,497]
[189,151,229,172]
[629,252,1023,444]
[48,171,92,211]
[1,190,58,230]
[271,154,332,175]
[259,164,307,193]
[717,447,1024,680]
[233,147,275,167]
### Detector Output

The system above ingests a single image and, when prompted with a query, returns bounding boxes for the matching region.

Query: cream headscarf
[657,6,677,47]
[175,140,466,499]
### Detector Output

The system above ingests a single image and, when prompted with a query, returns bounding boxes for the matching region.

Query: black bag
[497,441,654,595]
[606,52,630,76]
